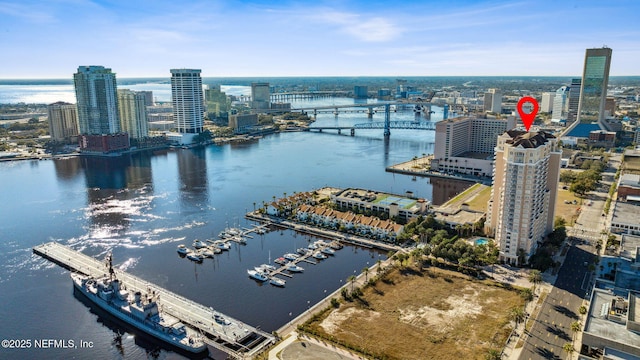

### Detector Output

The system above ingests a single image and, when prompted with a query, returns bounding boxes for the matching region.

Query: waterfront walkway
[32,242,274,359]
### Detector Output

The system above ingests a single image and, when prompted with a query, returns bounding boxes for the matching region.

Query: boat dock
[33,242,275,359]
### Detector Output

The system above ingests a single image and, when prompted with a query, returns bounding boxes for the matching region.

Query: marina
[33,242,275,359]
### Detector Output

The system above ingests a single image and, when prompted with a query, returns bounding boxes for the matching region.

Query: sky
[1,0,639,78]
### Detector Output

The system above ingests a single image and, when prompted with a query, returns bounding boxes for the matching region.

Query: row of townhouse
[295,204,404,241]
[265,191,315,217]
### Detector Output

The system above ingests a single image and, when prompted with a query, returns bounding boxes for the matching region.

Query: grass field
[303,266,524,360]
[555,186,582,225]
[466,185,492,212]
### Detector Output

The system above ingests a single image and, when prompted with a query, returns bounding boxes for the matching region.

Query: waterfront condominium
[47,101,78,143]
[73,66,120,135]
[486,130,561,265]
[577,47,612,125]
[170,69,204,134]
[431,116,515,177]
[117,89,149,140]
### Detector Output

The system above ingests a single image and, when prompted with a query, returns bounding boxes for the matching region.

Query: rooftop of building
[620,235,640,262]
[612,201,640,226]
[333,188,426,211]
[620,174,640,188]
[565,123,604,138]
[584,289,640,349]
[504,130,556,149]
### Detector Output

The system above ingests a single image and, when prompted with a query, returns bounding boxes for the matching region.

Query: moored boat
[269,277,286,287]
[192,240,207,249]
[286,263,304,272]
[186,252,203,262]
[177,244,189,255]
[321,247,335,255]
[71,254,207,354]
[274,257,286,265]
[313,251,327,260]
[247,269,268,282]
[283,253,299,261]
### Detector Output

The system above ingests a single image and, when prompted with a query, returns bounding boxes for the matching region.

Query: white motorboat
[247,269,268,282]
[201,248,215,258]
[296,248,310,255]
[186,252,203,263]
[192,240,207,249]
[313,251,327,260]
[255,264,276,272]
[329,241,343,249]
[274,257,286,265]
[321,247,335,255]
[214,241,231,251]
[269,277,286,287]
[286,263,304,272]
[307,243,318,250]
[283,253,299,261]
[176,244,189,255]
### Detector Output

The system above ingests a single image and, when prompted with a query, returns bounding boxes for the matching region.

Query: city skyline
[1,1,640,79]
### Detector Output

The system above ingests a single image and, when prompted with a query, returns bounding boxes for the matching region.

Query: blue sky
[1,0,638,78]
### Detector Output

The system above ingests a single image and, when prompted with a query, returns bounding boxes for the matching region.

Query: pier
[33,242,275,359]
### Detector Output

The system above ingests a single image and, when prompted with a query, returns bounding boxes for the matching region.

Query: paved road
[518,245,595,360]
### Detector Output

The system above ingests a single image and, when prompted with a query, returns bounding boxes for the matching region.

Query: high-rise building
[137,91,154,106]
[251,82,270,111]
[483,89,502,114]
[73,66,120,135]
[354,86,368,99]
[170,69,204,134]
[117,89,149,140]
[551,86,570,122]
[577,47,612,125]
[205,86,231,122]
[431,116,515,177]
[47,101,78,142]
[540,92,555,113]
[487,130,561,265]
[567,78,581,122]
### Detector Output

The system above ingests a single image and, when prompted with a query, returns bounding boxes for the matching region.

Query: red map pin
[517,96,539,132]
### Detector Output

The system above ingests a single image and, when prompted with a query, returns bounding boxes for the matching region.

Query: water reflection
[176,147,208,208]
[430,177,473,206]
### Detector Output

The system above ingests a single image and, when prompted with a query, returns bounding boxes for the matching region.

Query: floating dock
[33,242,275,359]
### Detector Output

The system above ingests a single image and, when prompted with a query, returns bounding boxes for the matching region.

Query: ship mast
[106,252,114,281]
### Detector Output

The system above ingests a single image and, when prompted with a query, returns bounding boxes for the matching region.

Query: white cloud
[310,9,402,42]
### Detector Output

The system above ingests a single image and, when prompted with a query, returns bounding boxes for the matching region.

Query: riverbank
[385,155,492,185]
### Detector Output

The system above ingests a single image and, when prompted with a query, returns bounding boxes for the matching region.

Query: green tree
[563,343,574,359]
[579,305,587,315]
[570,321,582,340]
[347,275,357,293]
[484,349,501,360]
[362,267,369,282]
[509,306,525,325]
[528,269,542,295]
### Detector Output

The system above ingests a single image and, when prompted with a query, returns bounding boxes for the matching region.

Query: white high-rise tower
[487,130,561,265]
[170,69,204,134]
[73,66,120,135]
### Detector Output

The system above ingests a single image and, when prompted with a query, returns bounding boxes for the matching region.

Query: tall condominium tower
[577,47,612,124]
[551,86,570,122]
[483,89,502,114]
[47,101,78,142]
[73,66,120,135]
[170,69,204,134]
[487,130,561,265]
[117,89,149,140]
[251,82,270,111]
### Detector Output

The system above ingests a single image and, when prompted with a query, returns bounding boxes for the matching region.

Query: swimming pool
[474,238,489,246]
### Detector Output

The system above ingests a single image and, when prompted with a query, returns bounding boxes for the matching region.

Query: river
[0,87,472,359]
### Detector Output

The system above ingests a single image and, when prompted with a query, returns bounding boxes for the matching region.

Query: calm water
[0,92,472,359]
